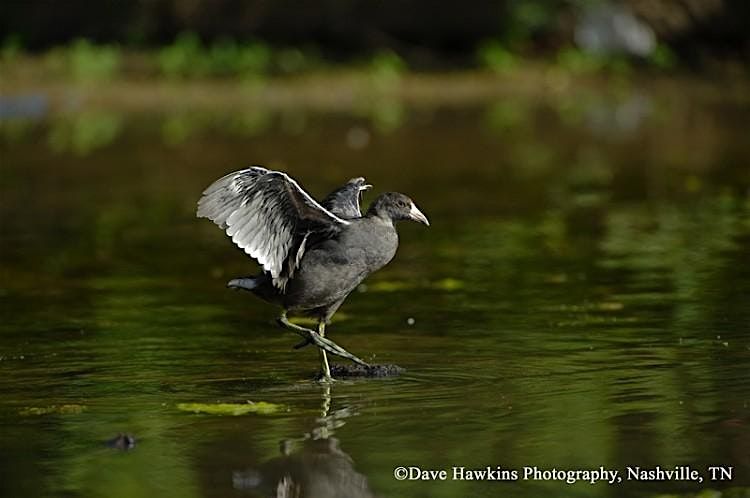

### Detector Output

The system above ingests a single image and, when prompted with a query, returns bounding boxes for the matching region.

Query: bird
[196,166,429,380]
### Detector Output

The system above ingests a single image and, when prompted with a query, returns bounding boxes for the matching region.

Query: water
[1,86,749,498]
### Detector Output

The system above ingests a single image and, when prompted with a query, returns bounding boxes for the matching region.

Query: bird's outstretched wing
[321,177,372,219]
[197,167,350,290]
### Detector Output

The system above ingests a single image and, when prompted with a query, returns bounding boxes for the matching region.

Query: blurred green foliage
[476,39,517,73]
[367,49,406,88]
[648,43,677,70]
[276,47,321,74]
[38,38,122,81]
[67,39,121,81]
[504,0,559,46]
[0,28,690,86]
[158,33,272,79]
[157,32,201,78]
[1,34,23,63]
[556,46,606,74]
[556,46,638,77]
[2,0,749,77]
[155,33,329,79]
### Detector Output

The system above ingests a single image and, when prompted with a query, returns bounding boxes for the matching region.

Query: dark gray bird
[197,166,429,380]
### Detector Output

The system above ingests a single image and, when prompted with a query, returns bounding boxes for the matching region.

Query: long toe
[310,333,370,367]
[293,337,313,349]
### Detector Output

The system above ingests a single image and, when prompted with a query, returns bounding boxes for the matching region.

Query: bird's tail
[227,277,260,291]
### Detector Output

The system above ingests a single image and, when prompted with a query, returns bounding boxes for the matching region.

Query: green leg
[318,321,332,381]
[277,311,369,367]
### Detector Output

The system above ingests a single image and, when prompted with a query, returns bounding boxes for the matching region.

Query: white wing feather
[197,167,348,290]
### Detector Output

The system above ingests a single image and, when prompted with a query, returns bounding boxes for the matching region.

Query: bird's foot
[277,316,369,367]
[308,331,369,367]
[316,374,336,384]
[227,277,257,291]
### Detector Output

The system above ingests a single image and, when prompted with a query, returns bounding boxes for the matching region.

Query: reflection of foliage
[1,99,748,498]
[484,100,526,131]
[162,110,276,144]
[0,118,36,143]
[482,82,655,143]
[228,110,273,137]
[599,195,749,310]
[369,98,405,133]
[658,490,750,498]
[279,109,308,135]
[47,111,123,155]
[161,113,203,145]
[356,52,408,132]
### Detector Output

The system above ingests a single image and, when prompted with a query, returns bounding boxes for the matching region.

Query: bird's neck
[365,209,395,227]
[365,197,396,224]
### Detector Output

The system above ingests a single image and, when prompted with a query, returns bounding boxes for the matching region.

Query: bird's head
[368,192,430,226]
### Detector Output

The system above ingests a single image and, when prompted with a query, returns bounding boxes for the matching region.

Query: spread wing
[321,177,372,219]
[197,167,350,290]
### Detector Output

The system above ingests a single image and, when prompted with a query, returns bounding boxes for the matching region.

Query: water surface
[1,87,749,498]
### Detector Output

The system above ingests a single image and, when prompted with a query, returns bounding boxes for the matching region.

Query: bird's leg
[318,320,331,381]
[277,312,369,367]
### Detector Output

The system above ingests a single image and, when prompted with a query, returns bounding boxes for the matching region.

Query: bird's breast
[280,219,398,311]
[345,219,398,271]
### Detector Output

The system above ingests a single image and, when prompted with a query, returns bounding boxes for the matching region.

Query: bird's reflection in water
[232,385,376,498]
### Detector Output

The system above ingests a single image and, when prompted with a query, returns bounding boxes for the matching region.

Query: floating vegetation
[366,280,412,292]
[366,278,465,293]
[433,278,465,291]
[19,404,86,416]
[176,401,285,416]
[543,302,626,313]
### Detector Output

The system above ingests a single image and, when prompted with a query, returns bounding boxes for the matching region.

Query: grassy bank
[6,35,748,116]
